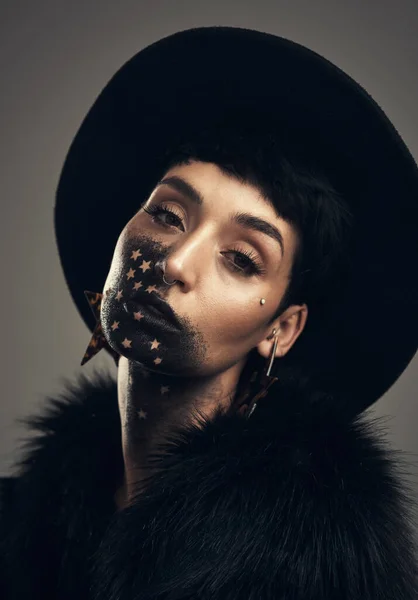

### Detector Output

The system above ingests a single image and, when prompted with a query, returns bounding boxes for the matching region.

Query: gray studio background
[1,0,417,522]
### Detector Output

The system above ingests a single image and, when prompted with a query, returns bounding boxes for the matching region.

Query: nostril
[154,260,164,277]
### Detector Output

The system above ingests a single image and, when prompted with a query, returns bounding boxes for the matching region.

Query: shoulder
[0,369,122,528]
[91,372,418,599]
[6,369,119,479]
[0,369,123,598]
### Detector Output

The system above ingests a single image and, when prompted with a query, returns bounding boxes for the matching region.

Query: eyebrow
[156,175,285,257]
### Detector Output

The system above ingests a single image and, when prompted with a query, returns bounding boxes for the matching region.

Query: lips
[130,291,180,330]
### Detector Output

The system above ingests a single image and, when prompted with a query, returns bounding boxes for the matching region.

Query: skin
[100,160,308,509]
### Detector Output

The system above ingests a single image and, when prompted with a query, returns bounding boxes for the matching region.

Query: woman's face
[101,160,302,378]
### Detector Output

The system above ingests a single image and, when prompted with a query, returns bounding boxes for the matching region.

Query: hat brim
[55,26,418,416]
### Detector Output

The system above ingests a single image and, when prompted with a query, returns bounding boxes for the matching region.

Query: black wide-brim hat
[55,26,418,417]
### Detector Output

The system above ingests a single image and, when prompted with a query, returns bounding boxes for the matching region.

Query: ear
[257,304,308,360]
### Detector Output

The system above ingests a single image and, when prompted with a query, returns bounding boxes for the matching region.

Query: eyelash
[143,203,266,277]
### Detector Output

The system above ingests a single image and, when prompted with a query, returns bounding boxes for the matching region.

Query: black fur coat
[1,369,417,599]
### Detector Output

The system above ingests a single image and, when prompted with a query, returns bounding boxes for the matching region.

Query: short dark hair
[159,126,354,324]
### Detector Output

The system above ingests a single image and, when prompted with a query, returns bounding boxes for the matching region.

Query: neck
[115,356,248,509]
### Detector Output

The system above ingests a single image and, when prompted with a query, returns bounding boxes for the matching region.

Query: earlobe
[256,327,282,360]
[256,304,308,360]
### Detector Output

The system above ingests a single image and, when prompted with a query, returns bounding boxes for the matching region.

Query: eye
[143,204,266,278]
[143,203,185,231]
[222,247,266,278]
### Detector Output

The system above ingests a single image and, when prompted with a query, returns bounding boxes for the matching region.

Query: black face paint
[100,234,206,376]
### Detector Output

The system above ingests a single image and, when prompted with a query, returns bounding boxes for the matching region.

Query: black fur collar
[1,368,417,599]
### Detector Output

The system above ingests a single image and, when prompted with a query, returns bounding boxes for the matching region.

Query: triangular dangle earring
[80,291,120,367]
[245,335,279,418]
[236,330,280,419]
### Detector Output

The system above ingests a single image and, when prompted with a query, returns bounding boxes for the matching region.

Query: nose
[157,231,211,292]
[154,259,165,280]
[155,259,178,287]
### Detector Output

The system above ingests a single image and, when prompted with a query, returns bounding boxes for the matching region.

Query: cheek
[200,293,264,346]
[103,231,129,287]
[103,228,162,291]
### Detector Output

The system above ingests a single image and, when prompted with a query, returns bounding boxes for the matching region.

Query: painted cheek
[101,238,171,368]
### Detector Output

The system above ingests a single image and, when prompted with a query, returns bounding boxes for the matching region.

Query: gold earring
[260,298,266,305]
[265,335,279,377]
[81,291,120,367]
[266,327,277,340]
[245,337,279,418]
[235,328,280,419]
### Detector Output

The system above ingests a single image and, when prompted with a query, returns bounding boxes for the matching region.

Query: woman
[1,26,418,599]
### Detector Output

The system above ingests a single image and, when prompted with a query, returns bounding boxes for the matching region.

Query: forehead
[154,159,299,262]
[161,160,275,214]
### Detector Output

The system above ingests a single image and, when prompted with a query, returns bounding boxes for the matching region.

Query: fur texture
[1,368,417,599]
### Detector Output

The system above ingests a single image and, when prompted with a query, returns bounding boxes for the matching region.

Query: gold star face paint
[98,234,206,375]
